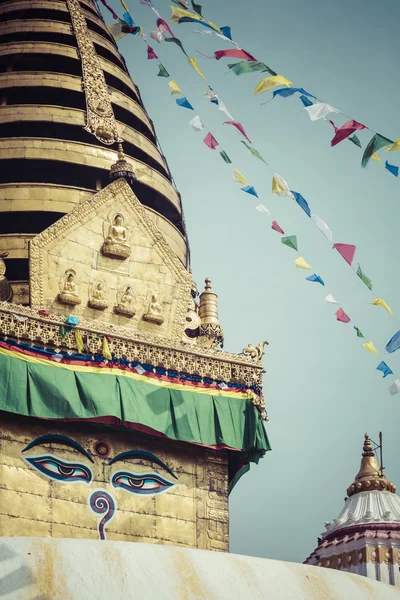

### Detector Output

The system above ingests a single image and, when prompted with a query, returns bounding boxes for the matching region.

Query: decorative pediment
[29,179,192,340]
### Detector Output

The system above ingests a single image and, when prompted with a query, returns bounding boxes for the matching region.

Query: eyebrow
[22,434,94,463]
[109,450,177,479]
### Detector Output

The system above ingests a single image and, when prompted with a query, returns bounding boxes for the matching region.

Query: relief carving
[58,270,81,305]
[102,213,131,260]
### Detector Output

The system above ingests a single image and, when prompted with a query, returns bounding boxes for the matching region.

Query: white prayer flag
[272,173,294,198]
[388,379,400,396]
[256,204,271,216]
[324,294,338,304]
[312,214,333,241]
[189,115,205,131]
[12,314,28,322]
[134,365,146,375]
[305,103,339,121]
[218,99,234,120]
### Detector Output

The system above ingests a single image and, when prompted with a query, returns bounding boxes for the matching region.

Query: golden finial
[346,433,396,497]
[110,142,136,185]
[197,277,224,348]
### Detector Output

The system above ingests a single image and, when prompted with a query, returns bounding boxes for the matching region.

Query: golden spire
[110,143,136,186]
[346,433,396,497]
[197,278,224,348]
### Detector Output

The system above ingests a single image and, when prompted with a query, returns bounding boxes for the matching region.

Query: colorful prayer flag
[312,215,332,241]
[295,257,312,270]
[240,185,258,197]
[228,61,273,75]
[388,379,400,396]
[354,326,364,338]
[356,264,372,289]
[157,64,170,77]
[371,153,381,163]
[363,340,378,355]
[75,330,84,354]
[386,139,400,152]
[362,134,394,168]
[376,361,393,378]
[330,120,366,147]
[224,121,251,144]
[304,103,339,121]
[271,220,284,234]
[176,97,194,110]
[385,161,399,177]
[188,57,205,80]
[299,95,313,107]
[191,0,202,16]
[385,330,400,353]
[281,235,298,250]
[214,48,256,61]
[220,150,231,163]
[333,243,356,266]
[272,173,293,198]
[306,274,324,285]
[371,298,392,315]
[233,169,247,185]
[102,336,112,360]
[256,204,271,216]
[254,75,292,94]
[240,141,268,164]
[169,80,182,95]
[291,191,311,217]
[348,134,361,148]
[272,87,315,99]
[147,45,158,59]
[164,36,189,57]
[335,308,350,323]
[324,294,337,304]
[203,132,218,149]
[189,115,204,131]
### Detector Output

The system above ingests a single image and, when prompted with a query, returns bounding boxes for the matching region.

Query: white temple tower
[305,434,400,587]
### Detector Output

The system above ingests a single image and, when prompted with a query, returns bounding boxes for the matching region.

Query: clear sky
[104,0,400,563]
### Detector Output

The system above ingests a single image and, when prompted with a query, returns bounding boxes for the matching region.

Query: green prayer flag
[241,141,268,165]
[362,133,393,168]
[157,64,169,77]
[281,235,298,251]
[356,264,372,290]
[220,150,232,164]
[191,0,202,15]
[228,61,275,76]
[60,325,71,340]
[348,134,361,148]
[165,36,189,58]
[354,326,365,338]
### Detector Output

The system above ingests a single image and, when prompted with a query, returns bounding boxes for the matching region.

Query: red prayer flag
[223,121,251,144]
[271,220,284,234]
[156,18,174,38]
[335,308,351,323]
[333,243,356,266]
[331,120,366,147]
[214,49,256,61]
[147,45,158,60]
[203,132,219,149]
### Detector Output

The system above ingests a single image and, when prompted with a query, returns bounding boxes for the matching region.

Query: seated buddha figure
[88,281,108,310]
[102,214,131,260]
[114,285,135,317]
[58,272,81,305]
[143,292,164,325]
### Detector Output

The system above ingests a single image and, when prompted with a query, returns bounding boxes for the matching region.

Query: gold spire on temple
[346,433,396,497]
[110,142,136,186]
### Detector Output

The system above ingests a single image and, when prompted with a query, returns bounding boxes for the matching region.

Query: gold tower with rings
[0,0,270,552]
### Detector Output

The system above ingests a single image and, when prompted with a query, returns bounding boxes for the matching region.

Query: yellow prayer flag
[75,329,84,354]
[371,298,392,315]
[119,0,129,12]
[386,139,400,152]
[168,80,182,95]
[371,152,381,163]
[188,58,205,81]
[254,75,292,95]
[295,257,312,270]
[102,336,112,360]
[171,6,199,21]
[233,169,248,185]
[272,174,284,195]
[363,341,378,355]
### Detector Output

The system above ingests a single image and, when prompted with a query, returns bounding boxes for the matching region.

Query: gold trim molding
[67,0,120,145]
[318,547,400,569]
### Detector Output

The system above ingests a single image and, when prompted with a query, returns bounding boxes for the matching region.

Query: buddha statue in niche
[102,213,131,260]
[88,281,108,310]
[114,285,135,317]
[143,292,164,325]
[58,271,81,305]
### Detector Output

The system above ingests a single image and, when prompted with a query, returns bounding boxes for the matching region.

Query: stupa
[305,434,400,587]
[0,0,270,550]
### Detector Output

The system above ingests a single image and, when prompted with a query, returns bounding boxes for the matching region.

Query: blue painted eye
[111,471,175,495]
[24,455,92,484]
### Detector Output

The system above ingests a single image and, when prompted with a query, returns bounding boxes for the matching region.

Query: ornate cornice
[67,0,120,144]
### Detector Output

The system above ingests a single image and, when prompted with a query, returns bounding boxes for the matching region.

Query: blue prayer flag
[240,185,258,198]
[376,361,393,378]
[299,95,313,107]
[386,330,400,353]
[385,161,399,177]
[65,315,80,326]
[306,274,325,286]
[220,26,232,40]
[176,97,194,110]
[291,191,311,217]
[273,87,315,99]
[123,12,135,26]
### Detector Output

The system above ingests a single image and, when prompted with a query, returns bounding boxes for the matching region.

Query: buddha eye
[111,471,175,495]
[23,455,92,484]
